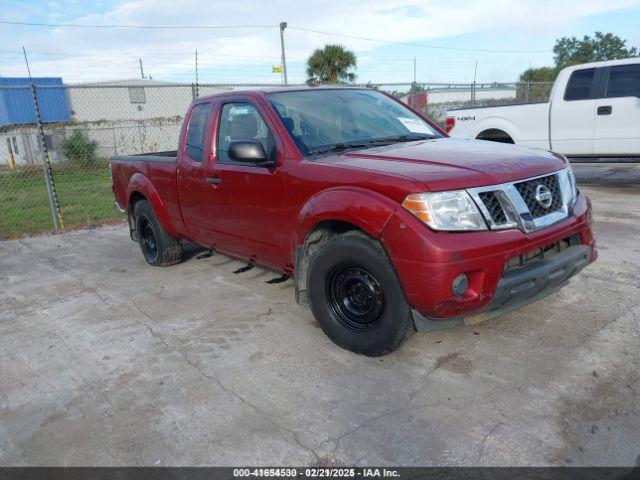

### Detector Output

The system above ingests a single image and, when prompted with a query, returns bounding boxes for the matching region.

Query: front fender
[293,187,399,247]
[128,173,180,238]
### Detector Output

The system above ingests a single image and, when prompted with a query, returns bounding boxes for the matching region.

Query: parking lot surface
[1,184,639,466]
[573,162,640,186]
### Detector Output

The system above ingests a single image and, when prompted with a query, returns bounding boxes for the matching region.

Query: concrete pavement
[1,186,639,466]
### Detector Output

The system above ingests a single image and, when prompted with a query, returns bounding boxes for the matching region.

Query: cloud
[1,0,639,82]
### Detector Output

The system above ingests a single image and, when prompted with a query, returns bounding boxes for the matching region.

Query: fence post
[112,125,118,156]
[191,83,199,100]
[410,82,416,109]
[30,84,63,232]
[524,81,530,104]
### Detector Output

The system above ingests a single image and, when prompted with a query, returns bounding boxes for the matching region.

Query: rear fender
[127,173,180,238]
[472,118,518,143]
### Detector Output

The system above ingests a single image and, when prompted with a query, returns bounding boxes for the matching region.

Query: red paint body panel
[331,138,567,191]
[110,87,596,320]
[382,193,596,318]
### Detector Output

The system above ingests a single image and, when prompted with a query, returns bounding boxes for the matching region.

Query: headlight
[402,190,488,231]
[559,165,578,208]
[567,166,578,200]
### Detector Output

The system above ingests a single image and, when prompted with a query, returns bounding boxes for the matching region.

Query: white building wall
[0,81,230,165]
[427,88,516,104]
[66,83,197,123]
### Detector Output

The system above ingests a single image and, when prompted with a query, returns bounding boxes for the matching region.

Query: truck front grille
[467,169,575,233]
[514,174,562,219]
[478,191,507,224]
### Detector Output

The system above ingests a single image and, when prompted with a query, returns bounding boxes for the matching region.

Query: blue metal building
[0,77,70,127]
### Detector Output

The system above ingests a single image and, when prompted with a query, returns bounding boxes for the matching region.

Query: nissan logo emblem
[534,184,553,209]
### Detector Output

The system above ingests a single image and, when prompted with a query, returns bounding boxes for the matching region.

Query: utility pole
[411,57,417,109]
[279,22,288,85]
[139,58,145,79]
[194,49,199,98]
[413,57,417,83]
[471,59,478,106]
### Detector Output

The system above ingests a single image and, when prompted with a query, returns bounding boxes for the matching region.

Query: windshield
[267,89,441,156]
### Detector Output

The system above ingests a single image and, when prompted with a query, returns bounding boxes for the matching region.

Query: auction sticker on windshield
[397,117,432,134]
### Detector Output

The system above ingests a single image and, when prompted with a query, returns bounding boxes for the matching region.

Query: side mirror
[228,140,274,167]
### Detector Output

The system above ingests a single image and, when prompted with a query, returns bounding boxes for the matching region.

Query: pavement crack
[126,298,320,464]
[477,421,503,464]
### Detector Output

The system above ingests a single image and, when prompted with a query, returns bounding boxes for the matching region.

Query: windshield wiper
[307,142,373,156]
[307,133,437,156]
[368,133,437,144]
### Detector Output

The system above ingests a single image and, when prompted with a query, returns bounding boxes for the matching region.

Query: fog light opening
[451,273,469,298]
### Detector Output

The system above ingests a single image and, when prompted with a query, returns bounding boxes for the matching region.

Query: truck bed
[446,102,550,150]
[111,151,177,163]
[447,101,548,112]
[110,152,181,227]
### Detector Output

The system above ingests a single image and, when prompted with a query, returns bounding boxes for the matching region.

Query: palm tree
[306,44,357,84]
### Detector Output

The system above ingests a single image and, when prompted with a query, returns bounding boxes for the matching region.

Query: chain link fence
[372,81,554,125]
[0,79,553,239]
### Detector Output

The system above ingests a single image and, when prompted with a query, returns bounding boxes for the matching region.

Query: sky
[1,0,640,85]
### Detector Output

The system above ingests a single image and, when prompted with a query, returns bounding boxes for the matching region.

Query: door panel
[8,136,27,164]
[209,100,288,268]
[550,67,597,155]
[175,102,216,245]
[594,64,640,155]
[551,100,596,155]
[209,164,286,266]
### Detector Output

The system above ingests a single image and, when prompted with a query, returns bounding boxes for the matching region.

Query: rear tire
[307,232,413,356]
[133,200,182,266]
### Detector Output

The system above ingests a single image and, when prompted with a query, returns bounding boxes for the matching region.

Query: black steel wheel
[133,200,183,266]
[307,231,414,356]
[327,265,384,331]
[139,216,158,263]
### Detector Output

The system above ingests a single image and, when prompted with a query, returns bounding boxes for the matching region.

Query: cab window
[606,64,640,98]
[564,68,596,101]
[185,103,210,161]
[217,102,275,165]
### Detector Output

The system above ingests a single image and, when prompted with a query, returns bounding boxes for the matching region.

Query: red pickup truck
[111,87,596,356]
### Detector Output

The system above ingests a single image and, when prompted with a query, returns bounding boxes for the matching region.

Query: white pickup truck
[445,58,640,157]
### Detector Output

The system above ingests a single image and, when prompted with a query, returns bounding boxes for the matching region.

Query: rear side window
[606,64,640,98]
[564,68,596,101]
[185,103,210,161]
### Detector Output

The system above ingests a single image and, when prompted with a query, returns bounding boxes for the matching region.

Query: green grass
[0,161,123,239]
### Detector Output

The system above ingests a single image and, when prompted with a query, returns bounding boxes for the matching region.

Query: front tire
[133,200,182,266]
[307,232,413,356]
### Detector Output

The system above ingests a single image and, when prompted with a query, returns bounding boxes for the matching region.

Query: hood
[314,138,567,191]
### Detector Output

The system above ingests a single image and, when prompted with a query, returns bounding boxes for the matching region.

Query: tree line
[304,32,638,89]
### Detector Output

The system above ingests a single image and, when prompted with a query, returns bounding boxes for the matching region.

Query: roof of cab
[559,56,640,73]
[196,85,368,102]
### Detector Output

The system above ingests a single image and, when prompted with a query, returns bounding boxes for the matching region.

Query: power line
[0,20,549,53]
[0,19,551,54]
[287,26,550,54]
[0,48,281,61]
[0,20,277,30]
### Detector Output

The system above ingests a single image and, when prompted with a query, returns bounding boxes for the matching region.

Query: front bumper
[381,191,596,323]
[411,244,590,332]
[488,244,589,310]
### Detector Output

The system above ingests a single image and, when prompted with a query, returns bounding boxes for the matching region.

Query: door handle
[205,177,222,185]
[597,105,612,115]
